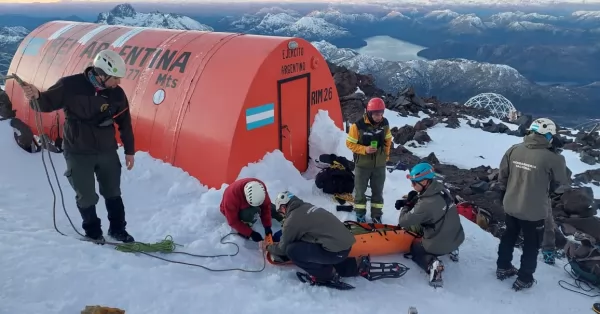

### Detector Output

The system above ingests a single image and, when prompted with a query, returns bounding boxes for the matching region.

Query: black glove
[406,190,418,203]
[264,227,273,237]
[250,231,264,242]
[395,199,405,210]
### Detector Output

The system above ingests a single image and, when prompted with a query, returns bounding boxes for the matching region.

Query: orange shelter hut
[5,21,344,188]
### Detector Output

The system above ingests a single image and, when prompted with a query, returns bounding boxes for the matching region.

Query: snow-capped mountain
[221,9,362,44]
[447,14,487,34]
[306,10,378,24]
[272,16,351,40]
[421,9,460,22]
[312,40,597,116]
[96,4,213,31]
[0,26,29,78]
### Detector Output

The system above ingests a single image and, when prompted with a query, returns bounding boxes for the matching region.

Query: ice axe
[387,161,407,173]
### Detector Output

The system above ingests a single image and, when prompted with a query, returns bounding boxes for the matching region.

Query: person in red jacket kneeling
[219,178,284,242]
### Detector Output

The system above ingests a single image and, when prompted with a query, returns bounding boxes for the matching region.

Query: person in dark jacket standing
[21,49,135,243]
[496,118,570,291]
[345,97,393,223]
[397,162,465,288]
[265,191,358,287]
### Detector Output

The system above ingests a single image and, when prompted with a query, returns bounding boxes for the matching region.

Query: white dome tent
[463,93,517,120]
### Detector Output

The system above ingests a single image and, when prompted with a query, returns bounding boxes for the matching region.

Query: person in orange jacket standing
[345,97,393,223]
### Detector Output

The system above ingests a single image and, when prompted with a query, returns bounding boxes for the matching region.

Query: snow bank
[0,110,594,314]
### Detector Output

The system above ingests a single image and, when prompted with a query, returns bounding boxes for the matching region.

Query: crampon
[296,272,355,290]
[359,257,409,281]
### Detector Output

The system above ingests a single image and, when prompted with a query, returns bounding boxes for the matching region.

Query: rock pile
[328,61,600,245]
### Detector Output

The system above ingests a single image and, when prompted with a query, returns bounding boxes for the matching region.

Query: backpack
[456,202,477,223]
[560,238,600,296]
[315,154,355,195]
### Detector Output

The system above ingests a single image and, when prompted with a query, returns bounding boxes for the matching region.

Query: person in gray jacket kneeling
[264,191,359,288]
[398,162,465,288]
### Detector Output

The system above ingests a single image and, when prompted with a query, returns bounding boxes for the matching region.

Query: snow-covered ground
[0,109,596,314]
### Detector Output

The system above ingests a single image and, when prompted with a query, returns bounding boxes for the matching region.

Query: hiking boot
[307,270,342,285]
[593,302,600,314]
[542,250,555,265]
[105,197,134,242]
[357,255,371,279]
[496,266,518,280]
[372,216,382,224]
[512,277,535,291]
[449,249,459,262]
[355,213,366,223]
[84,234,106,244]
[108,229,135,243]
[78,205,103,240]
[427,259,444,288]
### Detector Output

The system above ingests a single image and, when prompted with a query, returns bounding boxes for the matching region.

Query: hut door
[278,74,310,172]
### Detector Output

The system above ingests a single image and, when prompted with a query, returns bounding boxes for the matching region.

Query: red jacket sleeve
[259,192,273,228]
[221,196,253,237]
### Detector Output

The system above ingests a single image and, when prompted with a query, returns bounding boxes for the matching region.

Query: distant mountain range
[1,3,600,120]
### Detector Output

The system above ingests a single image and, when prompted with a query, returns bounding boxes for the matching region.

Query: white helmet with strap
[528,118,557,137]
[93,49,127,78]
[243,181,266,207]
[275,191,294,210]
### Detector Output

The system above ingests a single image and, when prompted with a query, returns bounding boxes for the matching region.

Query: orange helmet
[366,97,385,112]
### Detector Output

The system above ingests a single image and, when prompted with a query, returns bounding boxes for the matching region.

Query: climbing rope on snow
[115,235,181,253]
[558,262,600,297]
[1,73,266,273]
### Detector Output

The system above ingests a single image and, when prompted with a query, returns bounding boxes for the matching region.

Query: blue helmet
[407,162,436,182]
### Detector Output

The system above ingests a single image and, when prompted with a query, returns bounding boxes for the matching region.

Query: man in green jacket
[398,162,465,288]
[21,49,135,243]
[496,118,570,291]
[265,192,358,287]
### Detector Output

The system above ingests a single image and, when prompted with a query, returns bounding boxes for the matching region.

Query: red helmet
[366,97,385,112]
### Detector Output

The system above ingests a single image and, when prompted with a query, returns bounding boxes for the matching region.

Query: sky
[1,0,600,3]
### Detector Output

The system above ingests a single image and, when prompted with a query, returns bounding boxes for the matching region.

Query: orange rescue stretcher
[265,221,419,265]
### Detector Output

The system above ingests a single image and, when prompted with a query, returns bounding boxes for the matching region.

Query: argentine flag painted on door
[245,103,275,131]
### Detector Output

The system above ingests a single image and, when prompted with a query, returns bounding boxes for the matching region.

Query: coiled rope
[1,73,265,273]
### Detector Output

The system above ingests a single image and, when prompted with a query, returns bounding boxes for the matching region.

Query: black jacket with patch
[30,67,134,155]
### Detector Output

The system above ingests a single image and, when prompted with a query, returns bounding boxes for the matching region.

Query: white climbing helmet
[528,118,557,136]
[243,181,266,207]
[275,191,294,210]
[93,49,127,78]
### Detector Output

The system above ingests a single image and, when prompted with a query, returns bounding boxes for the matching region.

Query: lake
[356,36,428,62]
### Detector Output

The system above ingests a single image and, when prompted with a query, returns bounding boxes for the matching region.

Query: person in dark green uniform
[21,49,135,243]
[345,97,393,223]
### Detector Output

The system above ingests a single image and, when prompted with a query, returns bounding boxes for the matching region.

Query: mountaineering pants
[542,208,556,251]
[239,204,285,225]
[64,151,126,237]
[497,213,544,282]
[64,151,122,209]
[354,166,386,218]
[409,239,438,271]
[286,241,358,280]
